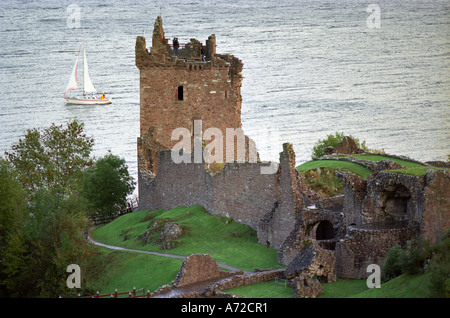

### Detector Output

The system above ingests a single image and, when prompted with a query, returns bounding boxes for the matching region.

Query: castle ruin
[135,17,450,290]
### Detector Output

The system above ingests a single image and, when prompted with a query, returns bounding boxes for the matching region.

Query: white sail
[83,46,97,94]
[65,51,79,94]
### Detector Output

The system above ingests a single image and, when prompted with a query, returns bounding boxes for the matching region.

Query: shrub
[382,243,405,282]
[402,238,431,275]
[82,152,135,218]
[427,231,450,298]
[383,238,432,283]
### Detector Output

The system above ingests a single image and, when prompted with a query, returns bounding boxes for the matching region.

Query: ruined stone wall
[277,208,344,266]
[363,171,426,224]
[335,223,419,279]
[173,254,232,288]
[205,269,286,297]
[422,170,450,244]
[338,172,367,227]
[257,143,305,249]
[139,144,303,241]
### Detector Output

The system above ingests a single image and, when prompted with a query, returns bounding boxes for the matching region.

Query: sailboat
[64,43,112,105]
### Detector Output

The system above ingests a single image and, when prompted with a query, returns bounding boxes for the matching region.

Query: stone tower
[135,16,250,178]
[135,17,305,251]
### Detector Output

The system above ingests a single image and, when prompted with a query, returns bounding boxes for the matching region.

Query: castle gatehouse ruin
[135,17,450,294]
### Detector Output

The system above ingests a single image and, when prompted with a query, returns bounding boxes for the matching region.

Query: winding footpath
[88,236,250,274]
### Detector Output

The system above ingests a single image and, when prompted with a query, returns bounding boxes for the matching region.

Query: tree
[0,159,28,295]
[0,159,27,250]
[5,119,94,200]
[311,131,369,159]
[2,120,97,297]
[82,152,136,219]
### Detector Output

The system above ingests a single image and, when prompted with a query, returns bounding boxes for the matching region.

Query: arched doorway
[315,220,335,240]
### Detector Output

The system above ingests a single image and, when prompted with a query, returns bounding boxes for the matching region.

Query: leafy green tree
[0,159,27,251]
[2,120,97,297]
[5,119,94,200]
[311,131,369,160]
[427,231,450,297]
[82,152,136,219]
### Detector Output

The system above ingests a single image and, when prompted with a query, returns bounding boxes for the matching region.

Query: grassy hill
[296,159,372,179]
[88,204,441,298]
[92,205,282,272]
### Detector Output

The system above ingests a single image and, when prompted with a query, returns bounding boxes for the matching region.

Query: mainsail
[64,45,80,94]
[82,46,97,94]
[64,44,97,95]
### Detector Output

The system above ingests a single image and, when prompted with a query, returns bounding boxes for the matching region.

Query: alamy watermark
[366,264,381,289]
[66,264,81,289]
[170,120,278,175]
[66,4,81,29]
[366,4,381,29]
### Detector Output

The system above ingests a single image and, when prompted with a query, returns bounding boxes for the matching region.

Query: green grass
[318,273,434,298]
[84,247,182,296]
[296,160,373,179]
[224,280,294,298]
[92,205,282,272]
[301,168,346,197]
[351,273,433,298]
[319,278,368,298]
[223,273,434,298]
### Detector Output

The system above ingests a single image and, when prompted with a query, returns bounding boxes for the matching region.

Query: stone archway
[315,220,335,240]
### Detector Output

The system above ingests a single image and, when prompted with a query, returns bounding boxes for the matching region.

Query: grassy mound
[296,160,373,179]
[296,160,372,197]
[92,205,281,272]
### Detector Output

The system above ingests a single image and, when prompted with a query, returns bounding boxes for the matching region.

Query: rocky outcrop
[158,222,184,250]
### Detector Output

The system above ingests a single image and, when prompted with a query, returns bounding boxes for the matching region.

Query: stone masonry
[136,18,450,286]
[136,16,250,177]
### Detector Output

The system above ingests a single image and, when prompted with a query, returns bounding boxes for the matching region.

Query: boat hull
[65,97,112,105]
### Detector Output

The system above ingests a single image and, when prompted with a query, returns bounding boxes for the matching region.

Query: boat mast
[82,43,97,96]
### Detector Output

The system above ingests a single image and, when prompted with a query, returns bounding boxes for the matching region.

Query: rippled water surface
[1,0,449,187]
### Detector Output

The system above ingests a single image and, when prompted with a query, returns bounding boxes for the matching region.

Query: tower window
[177,86,184,101]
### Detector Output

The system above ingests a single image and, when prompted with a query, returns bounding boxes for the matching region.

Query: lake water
[1,0,449,189]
